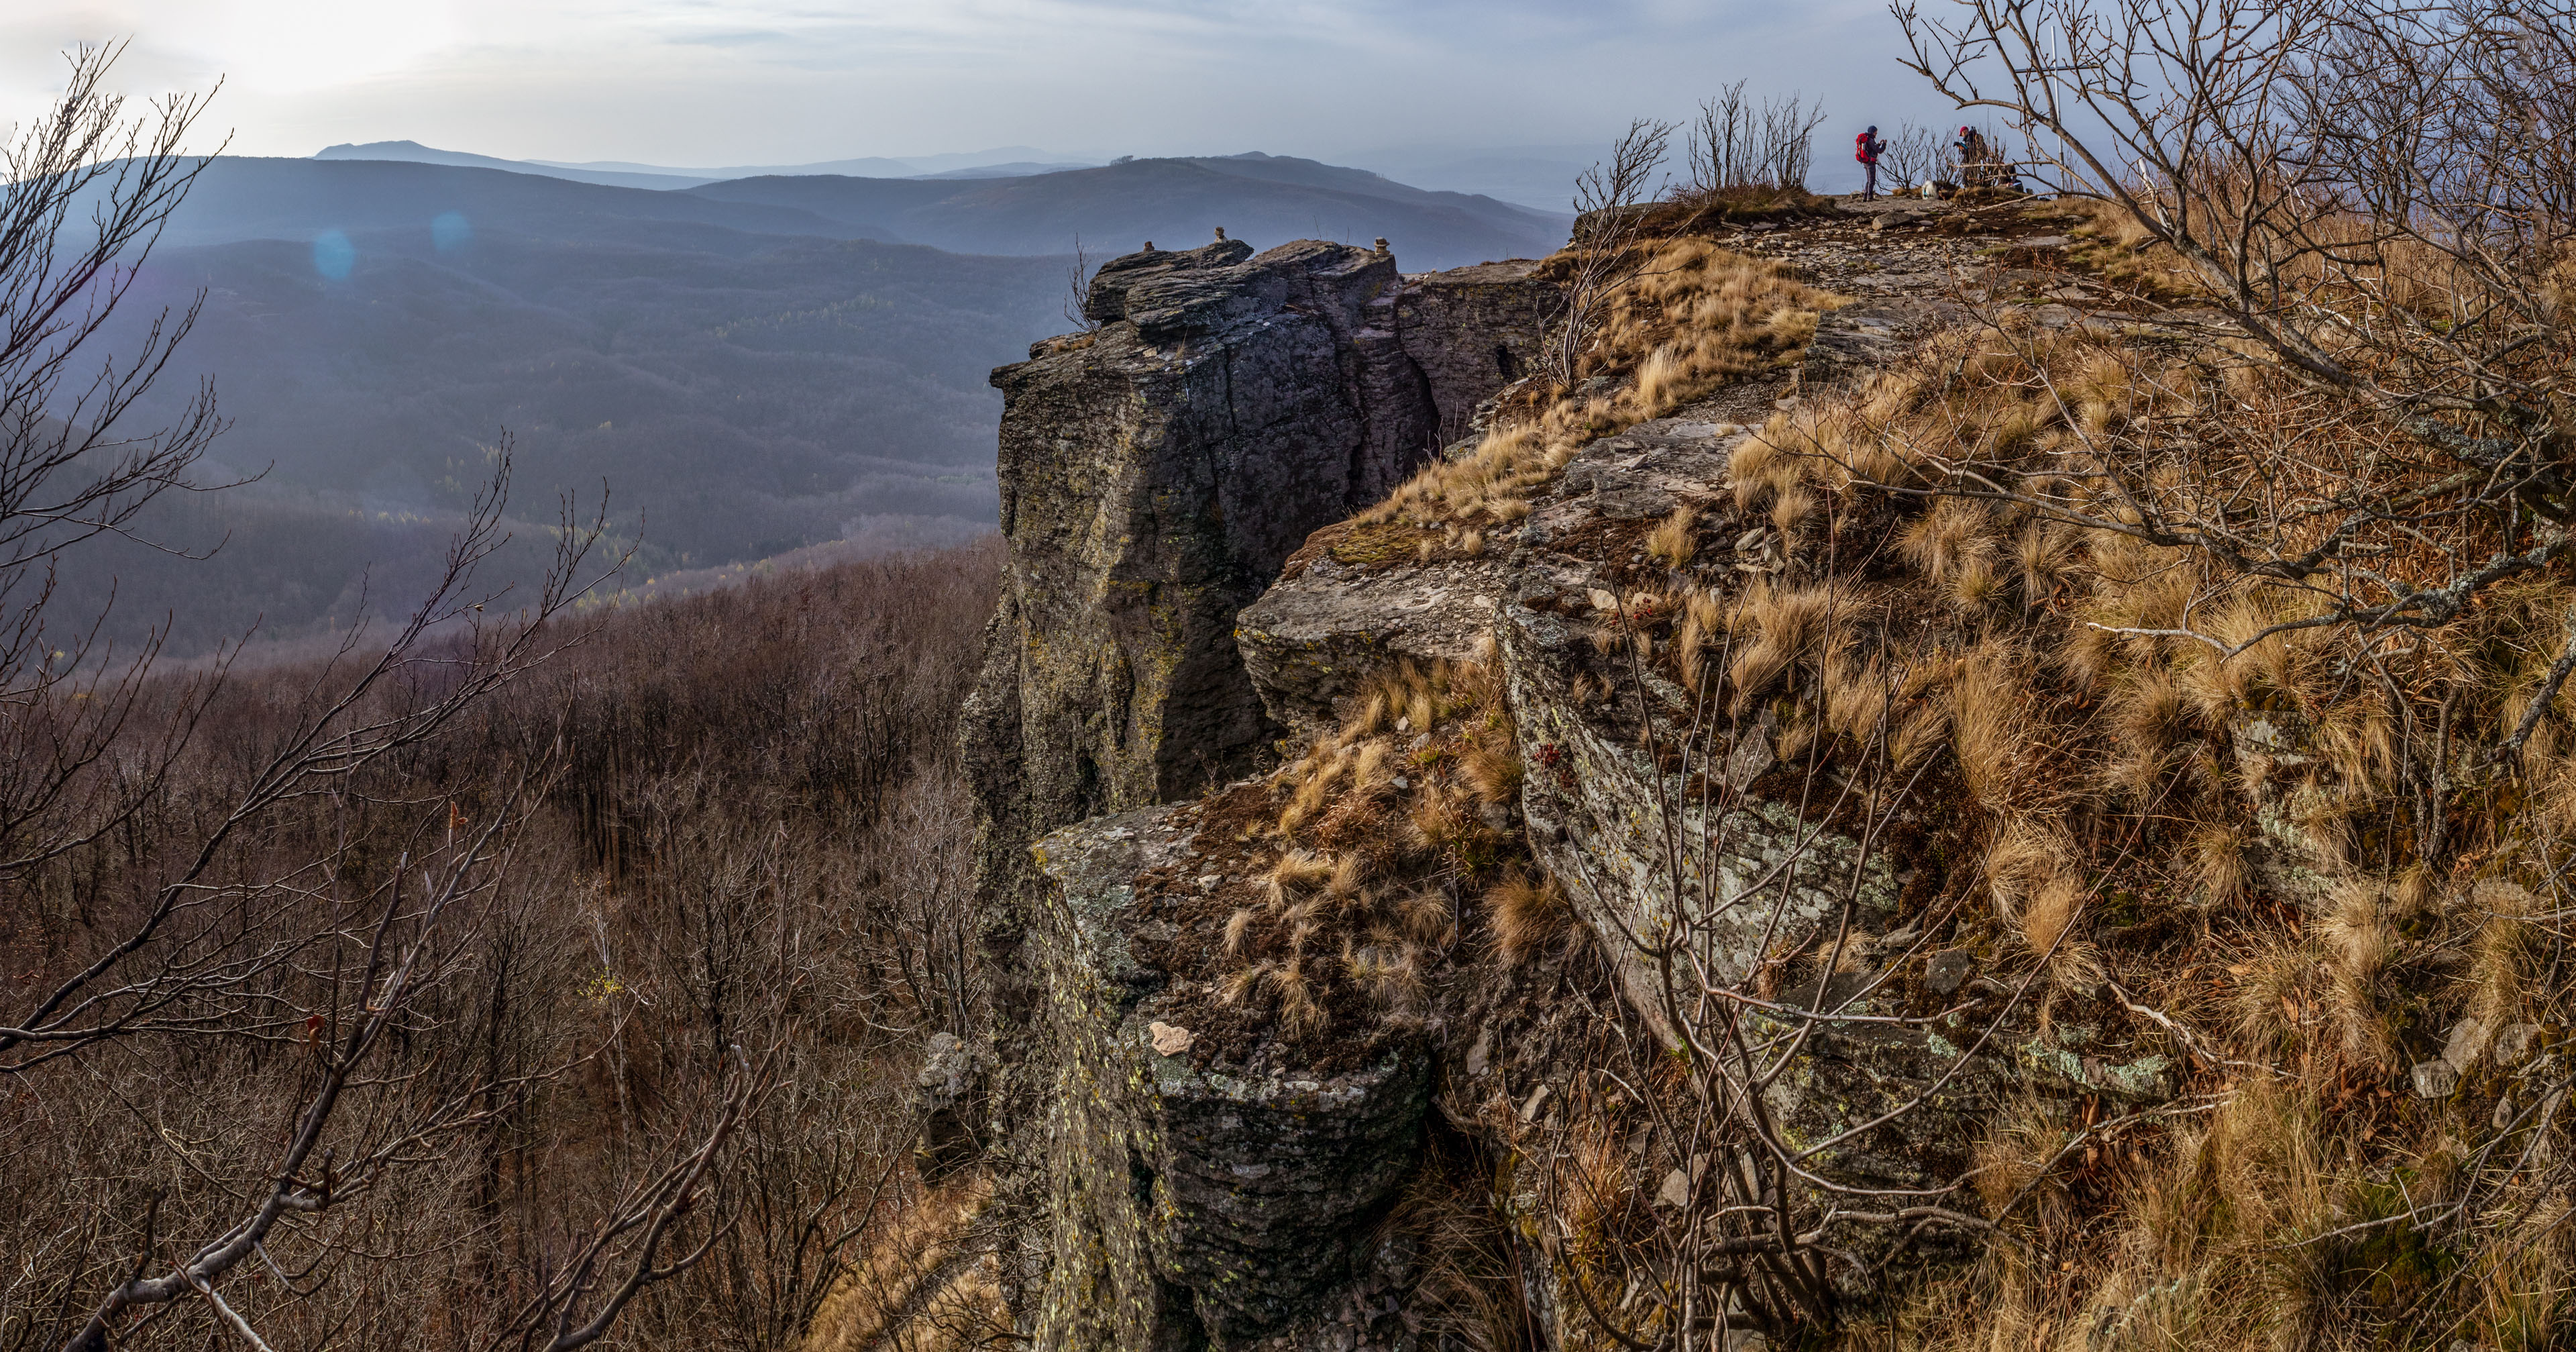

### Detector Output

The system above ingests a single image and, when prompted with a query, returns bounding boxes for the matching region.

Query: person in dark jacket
[1954,125,1994,188]
[1856,125,1886,200]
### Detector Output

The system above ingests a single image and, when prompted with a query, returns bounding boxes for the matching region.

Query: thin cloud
[4,0,1957,191]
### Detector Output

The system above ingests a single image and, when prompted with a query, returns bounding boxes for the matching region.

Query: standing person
[1855,125,1886,200]
[1954,125,1992,189]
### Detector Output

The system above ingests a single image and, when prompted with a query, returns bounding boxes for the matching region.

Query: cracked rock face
[1016,806,1432,1352]
[969,239,1437,854]
[1389,260,1553,435]
[968,240,1561,891]
[962,240,1558,1352]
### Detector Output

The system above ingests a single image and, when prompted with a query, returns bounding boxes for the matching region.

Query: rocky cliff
[961,236,1560,1351]
[953,196,2515,1351]
[958,207,2082,1350]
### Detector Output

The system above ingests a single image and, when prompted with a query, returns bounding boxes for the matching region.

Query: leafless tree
[1061,235,1100,334]
[1879,121,1945,191]
[1546,120,1673,388]
[1686,86,1831,193]
[0,44,231,911]
[1756,95,1828,191]
[1686,84,1756,193]
[1884,0,2576,753]
[0,46,834,1352]
[0,44,231,574]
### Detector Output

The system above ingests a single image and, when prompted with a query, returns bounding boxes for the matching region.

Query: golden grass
[1575,192,2576,1351]
[1644,506,1697,568]
[1487,870,1572,963]
[1217,652,1525,1044]
[802,1178,1005,1352]
[1358,240,1840,539]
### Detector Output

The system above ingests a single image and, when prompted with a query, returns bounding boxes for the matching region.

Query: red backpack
[1855,131,1877,163]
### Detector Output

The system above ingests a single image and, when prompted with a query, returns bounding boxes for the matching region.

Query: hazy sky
[3,1,1962,180]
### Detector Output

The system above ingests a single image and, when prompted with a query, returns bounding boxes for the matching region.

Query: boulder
[1014,806,1431,1352]
[1236,557,1507,742]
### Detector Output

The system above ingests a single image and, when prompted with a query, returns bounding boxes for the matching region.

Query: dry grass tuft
[1487,870,1572,963]
[2319,881,2398,1068]
[2186,821,2249,907]
[1461,741,1522,805]
[1972,1098,2074,1233]
[1644,506,1697,567]
[1724,581,1845,716]
[1266,847,1336,904]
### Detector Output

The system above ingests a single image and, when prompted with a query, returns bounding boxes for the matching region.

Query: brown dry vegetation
[1,541,1004,1352]
[1672,285,2576,1343]
[1349,239,1839,550]
[1193,649,1533,1061]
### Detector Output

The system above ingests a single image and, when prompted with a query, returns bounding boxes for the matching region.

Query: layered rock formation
[961,209,2194,1351]
[968,239,1550,883]
[963,238,1560,1351]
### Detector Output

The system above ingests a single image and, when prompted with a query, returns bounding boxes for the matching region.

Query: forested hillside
[54,151,1564,658]
[4,535,1004,1351]
[62,164,1062,654]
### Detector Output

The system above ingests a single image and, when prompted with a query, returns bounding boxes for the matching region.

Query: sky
[0,1,1968,189]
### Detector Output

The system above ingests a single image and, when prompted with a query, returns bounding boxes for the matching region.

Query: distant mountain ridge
[688,153,1570,266]
[314,140,1093,189]
[163,156,871,249]
[62,150,1568,656]
[221,152,1568,270]
[315,141,714,190]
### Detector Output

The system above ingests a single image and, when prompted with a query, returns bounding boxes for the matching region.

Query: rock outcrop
[1016,804,1432,1351]
[963,238,1560,1351]
[963,202,2199,1352]
[968,238,1558,884]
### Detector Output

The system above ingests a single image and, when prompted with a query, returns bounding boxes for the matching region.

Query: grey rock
[1591,486,1678,520]
[916,1030,986,1182]
[1237,561,1507,741]
[2496,1022,2544,1066]
[1005,805,1433,1351]
[1722,727,1776,790]
[1925,949,1977,996]
[2412,1059,2463,1099]
[1082,237,1254,323]
[2443,1016,2491,1072]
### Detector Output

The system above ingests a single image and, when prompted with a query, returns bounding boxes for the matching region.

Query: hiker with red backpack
[1855,125,1887,200]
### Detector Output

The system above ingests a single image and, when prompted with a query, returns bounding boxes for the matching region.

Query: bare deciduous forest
[1,51,1002,1352]
[3,532,1002,1351]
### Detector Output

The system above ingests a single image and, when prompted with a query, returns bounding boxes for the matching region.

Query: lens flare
[431,212,472,252]
[313,230,356,280]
